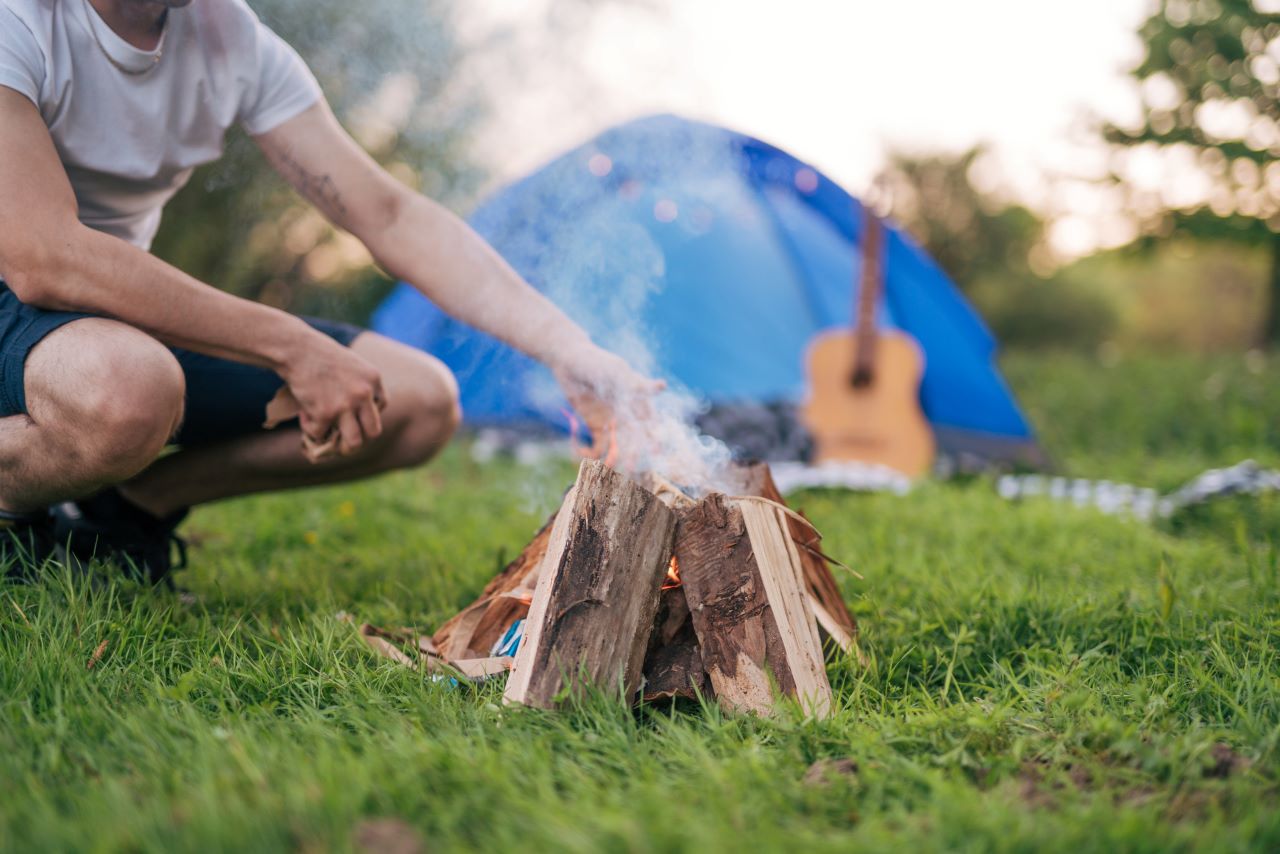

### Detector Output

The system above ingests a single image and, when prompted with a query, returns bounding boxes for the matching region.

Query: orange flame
[661,555,682,590]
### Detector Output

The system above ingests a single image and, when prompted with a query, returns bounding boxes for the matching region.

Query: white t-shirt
[0,0,321,250]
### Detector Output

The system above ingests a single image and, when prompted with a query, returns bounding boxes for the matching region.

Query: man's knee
[88,342,186,467]
[27,319,185,477]
[351,334,461,468]
[394,355,461,466]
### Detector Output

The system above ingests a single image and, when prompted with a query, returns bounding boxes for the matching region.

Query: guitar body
[802,329,935,477]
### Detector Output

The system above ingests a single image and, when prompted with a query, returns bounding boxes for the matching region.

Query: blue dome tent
[373,114,1043,466]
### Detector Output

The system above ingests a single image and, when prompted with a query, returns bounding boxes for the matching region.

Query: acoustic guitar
[801,207,935,478]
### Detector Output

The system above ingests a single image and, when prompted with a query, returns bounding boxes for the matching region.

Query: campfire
[357,459,860,718]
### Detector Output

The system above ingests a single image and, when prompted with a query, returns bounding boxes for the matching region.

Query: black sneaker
[0,508,60,581]
[52,489,189,586]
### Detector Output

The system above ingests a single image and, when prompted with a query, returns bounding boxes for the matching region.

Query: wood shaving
[263,387,341,462]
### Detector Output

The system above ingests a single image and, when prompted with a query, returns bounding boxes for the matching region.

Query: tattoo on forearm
[275,149,347,221]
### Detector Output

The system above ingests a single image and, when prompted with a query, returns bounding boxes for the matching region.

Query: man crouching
[0,0,654,583]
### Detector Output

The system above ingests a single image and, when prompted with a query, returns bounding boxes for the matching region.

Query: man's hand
[552,343,664,460]
[272,332,387,461]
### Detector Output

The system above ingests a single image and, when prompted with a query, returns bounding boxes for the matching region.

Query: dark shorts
[0,280,364,446]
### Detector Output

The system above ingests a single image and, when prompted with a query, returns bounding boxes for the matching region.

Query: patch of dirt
[1017,743,1262,818]
[804,757,859,786]
[1017,761,1058,810]
[1164,787,1220,821]
[352,818,426,854]
[1205,743,1250,779]
[1017,758,1109,810]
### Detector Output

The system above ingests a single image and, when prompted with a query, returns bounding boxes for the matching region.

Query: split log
[640,472,698,510]
[674,494,833,717]
[641,585,709,702]
[738,463,860,655]
[431,515,553,659]
[504,461,677,708]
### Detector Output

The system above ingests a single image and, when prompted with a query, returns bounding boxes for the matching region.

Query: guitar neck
[852,209,882,384]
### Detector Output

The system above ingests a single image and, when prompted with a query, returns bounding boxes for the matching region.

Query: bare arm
[0,89,384,454]
[256,103,597,364]
[256,102,658,442]
[256,102,597,364]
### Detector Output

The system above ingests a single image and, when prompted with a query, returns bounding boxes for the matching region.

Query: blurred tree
[875,148,1118,350]
[151,0,485,320]
[873,146,1045,292]
[1053,238,1266,352]
[1104,0,1280,343]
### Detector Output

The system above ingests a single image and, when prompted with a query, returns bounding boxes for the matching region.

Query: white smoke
[523,181,743,495]
[611,387,741,496]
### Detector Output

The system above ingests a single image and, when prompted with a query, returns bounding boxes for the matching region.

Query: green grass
[2,351,1278,852]
[1002,350,1280,487]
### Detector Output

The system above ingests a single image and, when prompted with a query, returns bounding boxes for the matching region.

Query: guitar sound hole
[850,368,873,389]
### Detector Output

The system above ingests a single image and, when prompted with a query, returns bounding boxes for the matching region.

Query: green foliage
[149,0,485,320]
[1107,0,1279,193]
[972,273,1118,352]
[876,147,1045,292]
[1004,348,1280,543]
[877,148,1119,350]
[2,354,1279,850]
[879,141,1272,353]
[1002,349,1280,488]
[1105,0,1280,339]
[1049,237,1268,352]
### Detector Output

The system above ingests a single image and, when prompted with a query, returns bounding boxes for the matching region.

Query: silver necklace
[81,0,165,76]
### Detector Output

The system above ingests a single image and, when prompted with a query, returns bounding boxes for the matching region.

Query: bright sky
[461,0,1154,257]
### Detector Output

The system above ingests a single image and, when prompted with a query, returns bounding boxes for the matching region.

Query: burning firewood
[351,459,853,719]
[503,460,678,709]
[674,494,833,718]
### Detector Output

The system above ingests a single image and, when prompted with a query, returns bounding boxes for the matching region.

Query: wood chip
[263,387,341,462]
[262,387,301,430]
[803,757,859,785]
[86,638,110,670]
[357,623,419,669]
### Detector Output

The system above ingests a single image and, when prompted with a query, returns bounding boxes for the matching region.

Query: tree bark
[1264,231,1280,346]
[504,461,677,709]
[642,585,709,701]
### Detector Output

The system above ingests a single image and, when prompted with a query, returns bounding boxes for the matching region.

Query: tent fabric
[372,114,1042,464]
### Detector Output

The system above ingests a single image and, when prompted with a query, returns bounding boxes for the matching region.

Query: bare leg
[120,333,461,517]
[0,319,185,513]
